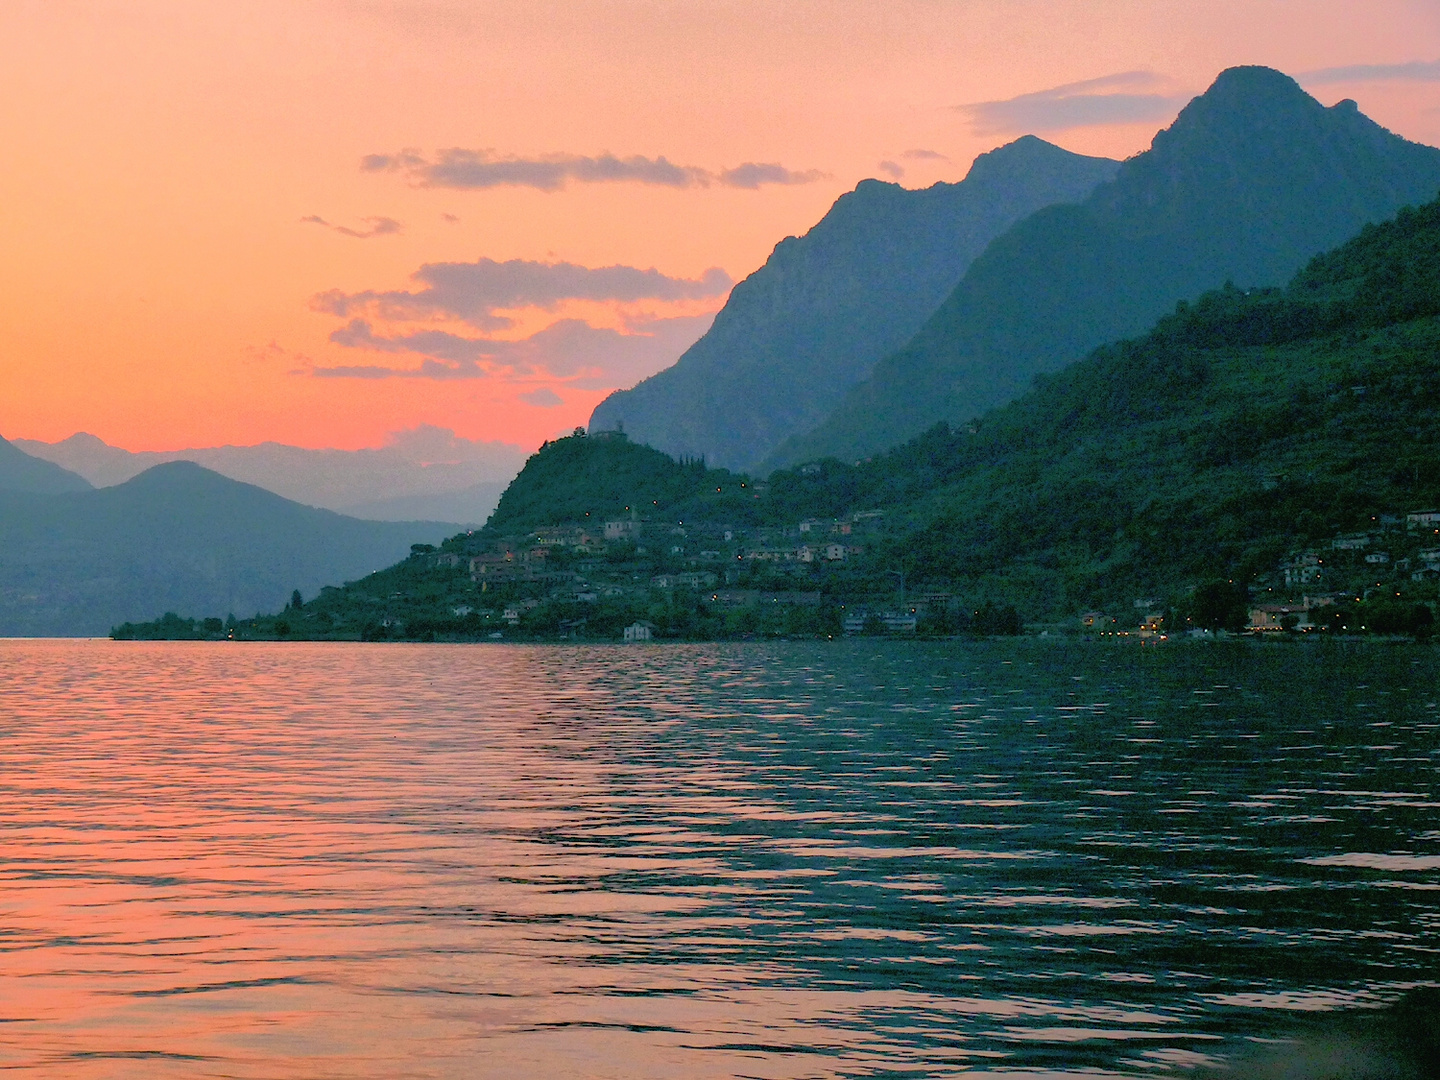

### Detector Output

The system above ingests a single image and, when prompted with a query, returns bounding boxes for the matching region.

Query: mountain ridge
[14,428,524,523]
[768,66,1440,469]
[0,435,92,494]
[588,136,1119,470]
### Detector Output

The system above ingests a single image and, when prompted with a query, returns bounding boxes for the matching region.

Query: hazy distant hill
[587,136,1119,470]
[0,462,456,636]
[0,435,92,494]
[339,480,511,526]
[770,66,1440,468]
[14,427,524,524]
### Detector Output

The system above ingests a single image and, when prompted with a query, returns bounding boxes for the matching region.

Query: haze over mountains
[0,435,92,494]
[15,426,527,526]
[769,66,1440,468]
[588,136,1120,471]
[0,457,457,636]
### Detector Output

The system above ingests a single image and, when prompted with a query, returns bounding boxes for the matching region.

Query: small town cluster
[395,508,932,640]
[1081,510,1440,638]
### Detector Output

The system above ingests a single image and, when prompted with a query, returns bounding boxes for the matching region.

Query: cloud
[1298,59,1440,85]
[361,147,826,192]
[877,160,904,179]
[958,71,1184,134]
[301,214,403,238]
[381,424,524,466]
[312,257,733,331]
[716,162,826,188]
[901,148,950,162]
[519,388,564,408]
[311,313,714,387]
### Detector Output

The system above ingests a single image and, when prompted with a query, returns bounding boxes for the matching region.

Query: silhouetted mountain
[770,66,1440,468]
[0,435,92,494]
[13,427,524,520]
[0,461,456,636]
[588,136,1119,470]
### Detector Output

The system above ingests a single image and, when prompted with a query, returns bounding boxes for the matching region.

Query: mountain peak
[1207,64,1309,100]
[963,135,1109,189]
[1151,66,1319,148]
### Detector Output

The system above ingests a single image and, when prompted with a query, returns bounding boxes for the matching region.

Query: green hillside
[483,430,756,534]
[771,66,1440,469]
[759,193,1440,616]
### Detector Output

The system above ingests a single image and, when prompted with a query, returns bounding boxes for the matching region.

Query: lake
[0,638,1436,1077]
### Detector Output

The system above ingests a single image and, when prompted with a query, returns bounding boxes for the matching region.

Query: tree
[1190,580,1249,632]
[290,589,304,610]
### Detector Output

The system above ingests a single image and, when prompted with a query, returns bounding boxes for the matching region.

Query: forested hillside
[760,193,1440,614]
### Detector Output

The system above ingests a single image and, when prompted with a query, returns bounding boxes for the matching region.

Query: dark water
[0,638,1437,1077]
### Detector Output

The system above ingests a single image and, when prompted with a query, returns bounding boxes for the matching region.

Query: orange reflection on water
[2,639,1439,1078]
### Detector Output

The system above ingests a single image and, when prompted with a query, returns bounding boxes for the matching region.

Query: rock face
[0,435,92,494]
[587,136,1120,471]
[769,67,1440,469]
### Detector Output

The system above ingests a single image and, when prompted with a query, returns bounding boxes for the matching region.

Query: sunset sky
[4,0,1440,453]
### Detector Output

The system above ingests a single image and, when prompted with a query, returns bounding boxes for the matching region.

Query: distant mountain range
[0,458,457,636]
[768,66,1440,468]
[14,427,525,525]
[0,435,92,494]
[588,135,1120,471]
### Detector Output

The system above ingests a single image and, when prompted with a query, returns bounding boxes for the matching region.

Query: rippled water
[1,639,1438,1077]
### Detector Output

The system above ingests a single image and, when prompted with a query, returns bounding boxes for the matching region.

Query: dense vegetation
[760,194,1440,615]
[481,431,760,534]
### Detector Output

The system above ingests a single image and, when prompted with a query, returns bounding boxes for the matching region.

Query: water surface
[1,639,1437,1077]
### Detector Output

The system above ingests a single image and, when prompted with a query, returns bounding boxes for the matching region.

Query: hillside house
[604,517,640,541]
[623,620,654,642]
[881,611,917,633]
[650,571,717,590]
[1249,603,1315,632]
[1408,510,1440,527]
[1282,552,1324,586]
[744,547,796,562]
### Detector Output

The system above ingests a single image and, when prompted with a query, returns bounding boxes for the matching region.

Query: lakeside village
[117,504,1440,643]
[1089,509,1440,640]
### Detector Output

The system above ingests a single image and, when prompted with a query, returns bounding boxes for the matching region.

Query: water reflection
[0,639,1436,1077]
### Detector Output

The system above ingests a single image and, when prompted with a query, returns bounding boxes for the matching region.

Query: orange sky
[2,0,1439,452]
